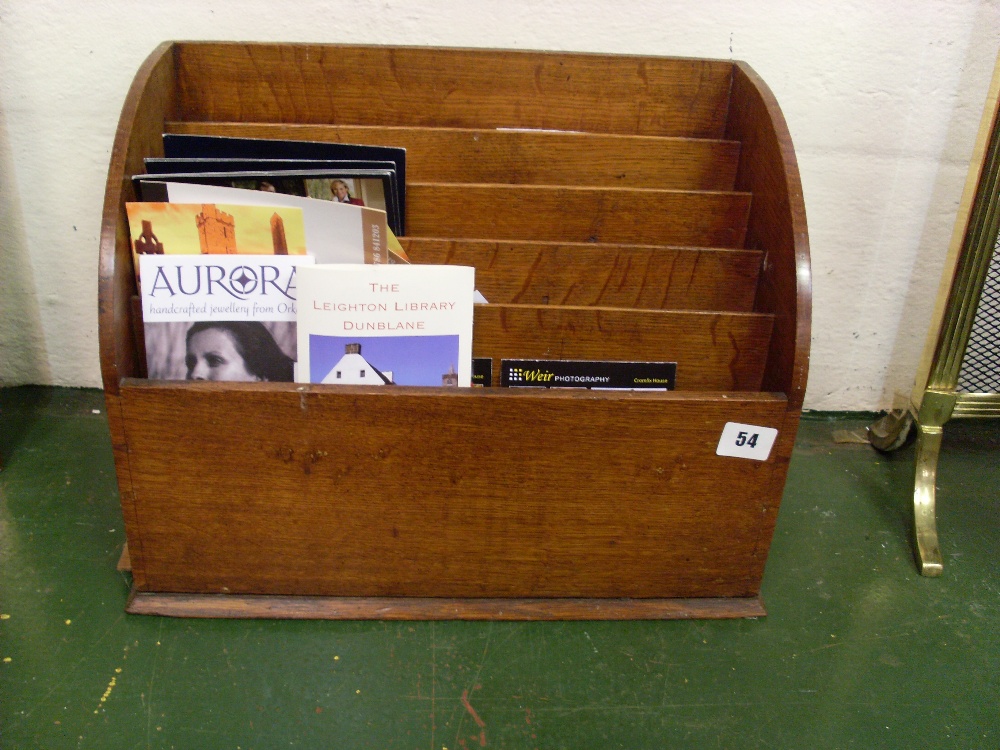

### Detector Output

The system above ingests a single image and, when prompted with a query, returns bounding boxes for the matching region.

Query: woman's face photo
[185,327,260,381]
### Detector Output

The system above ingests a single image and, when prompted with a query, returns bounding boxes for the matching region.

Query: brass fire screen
[957,238,1000,394]
[869,51,1000,575]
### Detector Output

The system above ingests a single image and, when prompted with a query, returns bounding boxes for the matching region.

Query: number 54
[735,431,759,448]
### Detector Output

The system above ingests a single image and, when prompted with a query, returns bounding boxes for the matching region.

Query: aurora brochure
[139,253,314,382]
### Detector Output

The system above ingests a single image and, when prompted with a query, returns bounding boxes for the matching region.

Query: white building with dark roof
[321,343,394,385]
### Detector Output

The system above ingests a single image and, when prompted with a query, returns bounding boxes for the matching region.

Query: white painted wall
[1,1,998,410]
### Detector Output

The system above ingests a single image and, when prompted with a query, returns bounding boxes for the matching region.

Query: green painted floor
[1,386,997,748]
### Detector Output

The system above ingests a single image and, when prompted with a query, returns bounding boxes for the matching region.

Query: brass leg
[913,424,944,576]
[910,390,956,577]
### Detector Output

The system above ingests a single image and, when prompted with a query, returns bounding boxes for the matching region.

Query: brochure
[150,181,393,265]
[136,167,401,236]
[139,253,314,382]
[125,201,308,290]
[296,264,475,387]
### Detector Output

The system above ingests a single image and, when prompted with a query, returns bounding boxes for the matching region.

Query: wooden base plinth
[126,587,766,621]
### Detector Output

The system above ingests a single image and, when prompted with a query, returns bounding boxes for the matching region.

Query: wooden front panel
[173,43,733,138]
[473,306,773,391]
[166,122,742,191]
[406,184,750,246]
[402,238,761,312]
[120,384,789,599]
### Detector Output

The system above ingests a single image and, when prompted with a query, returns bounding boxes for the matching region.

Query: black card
[500,360,677,390]
[472,358,493,387]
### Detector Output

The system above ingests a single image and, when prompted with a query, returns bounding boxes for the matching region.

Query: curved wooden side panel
[98,42,179,586]
[726,63,811,409]
[98,42,177,395]
[724,63,811,590]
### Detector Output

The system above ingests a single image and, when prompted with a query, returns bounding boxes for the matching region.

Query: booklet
[136,167,401,236]
[143,157,396,175]
[146,181,394,265]
[162,133,407,234]
[125,202,308,291]
[139,253,314,382]
[296,264,475,387]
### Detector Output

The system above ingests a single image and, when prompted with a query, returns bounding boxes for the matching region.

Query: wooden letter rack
[99,43,811,620]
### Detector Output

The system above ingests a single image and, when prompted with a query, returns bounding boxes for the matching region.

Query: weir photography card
[139,253,314,382]
[125,202,307,290]
[500,359,677,390]
[296,264,475,387]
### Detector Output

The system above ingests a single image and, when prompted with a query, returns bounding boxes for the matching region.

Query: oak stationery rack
[99,42,811,619]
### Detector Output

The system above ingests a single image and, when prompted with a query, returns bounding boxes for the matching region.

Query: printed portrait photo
[144,320,297,382]
[305,177,388,214]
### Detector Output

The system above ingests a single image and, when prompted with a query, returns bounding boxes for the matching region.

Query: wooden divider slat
[473,305,773,391]
[173,43,734,138]
[407,184,751,246]
[401,238,761,312]
[166,122,741,191]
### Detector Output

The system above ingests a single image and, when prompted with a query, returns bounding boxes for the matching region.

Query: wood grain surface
[166,121,741,191]
[173,43,734,138]
[120,383,788,599]
[728,63,811,408]
[98,43,811,617]
[401,238,761,312]
[406,184,750,246]
[473,305,773,391]
[99,42,175,395]
[127,589,768,620]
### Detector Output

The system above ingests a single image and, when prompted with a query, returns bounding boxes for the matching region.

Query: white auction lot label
[716,422,778,461]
